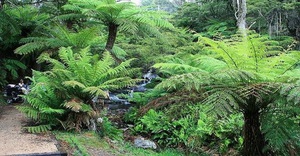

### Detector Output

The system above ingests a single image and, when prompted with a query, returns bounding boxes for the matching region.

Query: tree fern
[143,33,300,155]
[61,0,174,60]
[18,46,138,132]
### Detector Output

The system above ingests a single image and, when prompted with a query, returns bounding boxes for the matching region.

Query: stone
[134,137,157,149]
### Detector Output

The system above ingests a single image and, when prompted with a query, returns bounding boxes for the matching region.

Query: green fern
[61,0,174,60]
[18,47,138,132]
[0,59,26,87]
[144,33,300,155]
[15,26,100,56]
[25,124,52,133]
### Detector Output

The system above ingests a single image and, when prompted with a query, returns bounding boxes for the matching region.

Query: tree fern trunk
[242,110,266,156]
[105,23,121,63]
[105,23,117,51]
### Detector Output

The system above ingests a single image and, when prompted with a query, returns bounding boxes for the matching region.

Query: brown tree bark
[242,110,267,156]
[105,23,117,51]
[105,23,122,63]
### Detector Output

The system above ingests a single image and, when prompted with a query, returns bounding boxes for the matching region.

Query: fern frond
[41,108,65,114]
[100,77,139,89]
[16,105,40,120]
[64,98,83,112]
[24,124,52,133]
[155,72,210,91]
[262,113,300,155]
[281,81,300,105]
[203,89,242,116]
[82,87,109,98]
[154,63,207,74]
[62,80,86,89]
[2,59,26,79]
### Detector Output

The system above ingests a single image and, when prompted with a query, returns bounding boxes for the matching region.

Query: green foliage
[61,0,174,59]
[247,0,300,38]
[55,131,90,156]
[134,106,243,154]
[172,0,235,34]
[25,124,53,133]
[54,131,192,156]
[16,71,65,132]
[142,33,300,155]
[0,4,53,81]
[98,117,123,141]
[199,33,300,78]
[0,5,50,49]
[119,28,202,70]
[15,26,101,56]
[0,59,26,87]
[17,47,138,133]
[0,7,20,38]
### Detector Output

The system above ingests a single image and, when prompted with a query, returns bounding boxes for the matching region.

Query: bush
[132,105,243,154]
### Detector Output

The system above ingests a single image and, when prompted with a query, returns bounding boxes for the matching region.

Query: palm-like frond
[200,34,300,80]
[15,26,100,56]
[280,80,300,105]
[203,88,243,116]
[0,9,20,36]
[20,46,138,132]
[63,0,174,35]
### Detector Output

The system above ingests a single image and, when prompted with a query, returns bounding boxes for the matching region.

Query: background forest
[0,0,300,155]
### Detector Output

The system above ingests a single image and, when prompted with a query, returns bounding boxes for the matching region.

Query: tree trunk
[233,0,247,34]
[105,23,117,51]
[0,0,5,9]
[105,23,121,63]
[242,110,266,156]
[237,0,247,30]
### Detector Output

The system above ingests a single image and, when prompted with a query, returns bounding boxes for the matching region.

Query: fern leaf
[24,124,52,133]
[82,87,109,98]
[62,81,86,89]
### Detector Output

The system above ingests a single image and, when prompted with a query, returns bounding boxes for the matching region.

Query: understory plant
[17,47,139,133]
[0,59,26,87]
[139,33,300,155]
[134,105,243,154]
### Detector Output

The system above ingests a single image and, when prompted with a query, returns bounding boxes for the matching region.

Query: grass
[54,131,190,156]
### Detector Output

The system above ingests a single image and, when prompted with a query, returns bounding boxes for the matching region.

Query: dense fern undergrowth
[1,1,300,155]
[17,47,139,133]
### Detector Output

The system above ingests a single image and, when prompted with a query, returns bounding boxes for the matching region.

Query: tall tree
[232,0,247,32]
[172,0,236,36]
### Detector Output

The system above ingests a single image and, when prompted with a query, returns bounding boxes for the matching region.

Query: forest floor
[0,103,60,155]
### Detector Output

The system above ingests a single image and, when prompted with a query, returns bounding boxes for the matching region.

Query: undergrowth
[54,131,190,156]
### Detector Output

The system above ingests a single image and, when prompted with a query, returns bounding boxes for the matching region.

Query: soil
[0,103,60,156]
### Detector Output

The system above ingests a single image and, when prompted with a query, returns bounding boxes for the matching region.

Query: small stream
[104,70,157,114]
[105,69,157,111]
